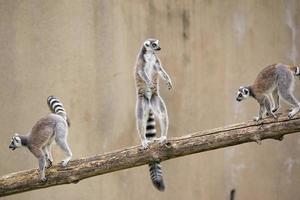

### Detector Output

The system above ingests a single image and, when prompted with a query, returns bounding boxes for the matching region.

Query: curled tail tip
[153,180,165,191]
[47,95,55,99]
[46,95,68,120]
[47,95,56,102]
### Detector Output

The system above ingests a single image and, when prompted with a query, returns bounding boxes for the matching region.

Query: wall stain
[182,9,190,40]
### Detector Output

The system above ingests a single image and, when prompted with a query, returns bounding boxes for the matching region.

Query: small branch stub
[251,135,262,145]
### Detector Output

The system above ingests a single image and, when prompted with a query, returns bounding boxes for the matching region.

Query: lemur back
[9,96,72,181]
[251,64,299,94]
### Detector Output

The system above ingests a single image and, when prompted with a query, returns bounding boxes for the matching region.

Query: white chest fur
[144,52,157,80]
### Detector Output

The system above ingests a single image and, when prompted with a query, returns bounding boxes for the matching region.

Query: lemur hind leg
[264,96,277,119]
[271,88,280,113]
[30,147,47,181]
[136,96,151,149]
[55,123,72,166]
[42,145,53,168]
[150,95,169,143]
[277,75,300,118]
[56,137,72,166]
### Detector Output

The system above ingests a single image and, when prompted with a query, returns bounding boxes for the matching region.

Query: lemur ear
[144,41,150,47]
[14,133,19,136]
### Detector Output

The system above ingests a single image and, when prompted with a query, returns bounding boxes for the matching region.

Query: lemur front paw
[147,81,155,88]
[253,116,262,122]
[166,81,173,90]
[141,140,150,149]
[271,113,278,119]
[288,112,295,119]
[61,160,70,167]
[266,112,277,119]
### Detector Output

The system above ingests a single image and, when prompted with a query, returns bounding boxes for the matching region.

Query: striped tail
[146,110,165,191]
[47,96,70,127]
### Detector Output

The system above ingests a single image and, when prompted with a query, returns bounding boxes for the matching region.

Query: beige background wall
[0,0,300,199]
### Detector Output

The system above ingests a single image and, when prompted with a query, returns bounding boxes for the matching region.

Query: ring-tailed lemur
[236,63,300,121]
[9,96,72,181]
[134,38,172,191]
[135,38,172,149]
[146,110,165,191]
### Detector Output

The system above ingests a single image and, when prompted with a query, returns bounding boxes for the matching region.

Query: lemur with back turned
[236,63,300,121]
[134,38,173,191]
[9,96,72,181]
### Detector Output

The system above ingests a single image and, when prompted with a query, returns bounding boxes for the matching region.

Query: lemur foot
[288,112,296,119]
[272,107,279,113]
[141,139,150,149]
[288,107,300,119]
[40,176,47,182]
[166,81,173,90]
[61,159,70,167]
[268,113,277,119]
[253,116,262,122]
[158,136,167,144]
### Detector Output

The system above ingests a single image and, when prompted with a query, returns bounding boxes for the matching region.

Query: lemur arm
[137,68,154,87]
[156,59,173,90]
[136,59,154,87]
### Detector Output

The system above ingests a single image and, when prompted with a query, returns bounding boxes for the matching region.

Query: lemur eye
[152,43,157,48]
[244,90,248,95]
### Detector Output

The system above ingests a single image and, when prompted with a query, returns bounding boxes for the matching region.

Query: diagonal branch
[1,114,300,197]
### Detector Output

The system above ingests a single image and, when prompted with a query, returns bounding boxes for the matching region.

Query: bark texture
[0,114,299,197]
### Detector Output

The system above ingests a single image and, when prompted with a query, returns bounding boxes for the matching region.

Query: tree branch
[1,114,300,197]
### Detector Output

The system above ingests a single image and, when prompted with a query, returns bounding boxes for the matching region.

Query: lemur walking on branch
[134,38,173,191]
[9,96,72,181]
[236,63,300,121]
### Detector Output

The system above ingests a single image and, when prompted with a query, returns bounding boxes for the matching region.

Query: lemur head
[236,86,250,102]
[9,134,22,150]
[143,39,161,51]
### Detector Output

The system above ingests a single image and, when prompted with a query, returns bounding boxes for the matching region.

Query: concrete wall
[0,0,299,199]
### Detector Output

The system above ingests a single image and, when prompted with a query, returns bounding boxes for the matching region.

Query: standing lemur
[134,38,173,191]
[9,96,72,181]
[236,63,300,121]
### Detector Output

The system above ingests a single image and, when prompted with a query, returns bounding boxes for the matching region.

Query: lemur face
[144,39,161,51]
[9,135,22,150]
[236,86,250,102]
